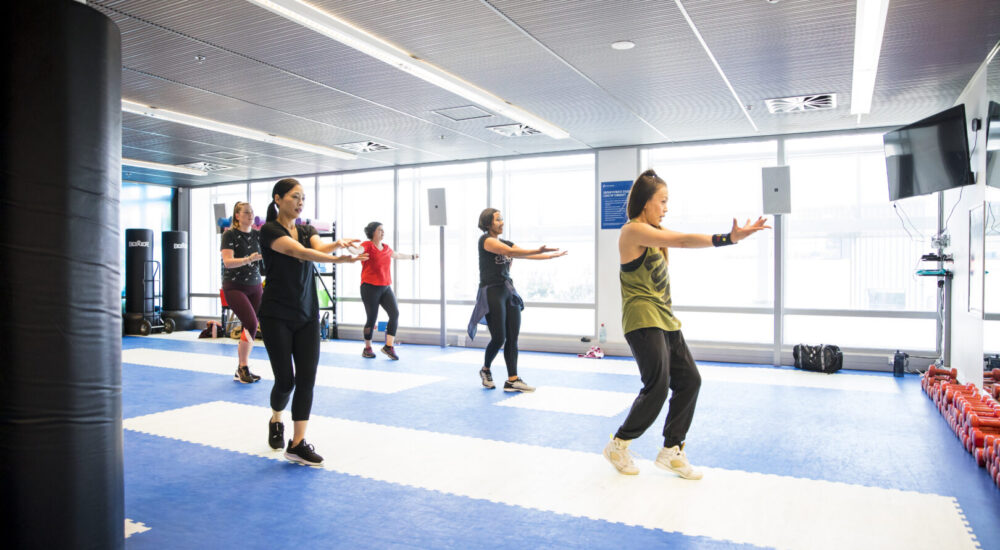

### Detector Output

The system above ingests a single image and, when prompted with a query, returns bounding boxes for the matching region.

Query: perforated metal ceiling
[89,0,1000,187]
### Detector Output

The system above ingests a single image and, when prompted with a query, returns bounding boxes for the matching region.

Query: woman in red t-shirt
[359,221,418,359]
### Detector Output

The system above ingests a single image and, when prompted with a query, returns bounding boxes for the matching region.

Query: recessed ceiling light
[194,55,206,62]
[611,40,635,50]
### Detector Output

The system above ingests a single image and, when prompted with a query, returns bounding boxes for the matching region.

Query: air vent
[486,123,542,137]
[336,141,395,153]
[176,161,233,172]
[200,151,248,161]
[433,105,494,121]
[764,93,838,114]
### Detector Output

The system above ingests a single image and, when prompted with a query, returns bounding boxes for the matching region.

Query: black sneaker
[479,367,495,389]
[234,365,256,384]
[284,439,324,466]
[503,377,535,392]
[362,347,376,358]
[268,420,284,450]
[381,345,399,360]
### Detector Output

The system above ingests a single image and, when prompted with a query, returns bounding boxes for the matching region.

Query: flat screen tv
[883,103,974,201]
[986,101,1000,189]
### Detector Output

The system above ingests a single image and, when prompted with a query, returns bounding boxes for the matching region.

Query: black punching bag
[0,2,124,549]
[124,228,154,334]
[162,230,193,331]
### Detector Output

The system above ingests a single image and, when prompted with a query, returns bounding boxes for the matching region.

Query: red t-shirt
[361,241,393,286]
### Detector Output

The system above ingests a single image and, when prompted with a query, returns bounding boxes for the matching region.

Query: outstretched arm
[622,217,770,249]
[310,235,361,254]
[483,237,560,258]
[391,251,419,260]
[521,250,568,260]
[271,236,368,264]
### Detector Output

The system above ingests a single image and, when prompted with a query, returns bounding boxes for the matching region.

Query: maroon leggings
[222,282,263,338]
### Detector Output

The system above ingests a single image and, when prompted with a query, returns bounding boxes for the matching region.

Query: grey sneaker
[603,437,639,475]
[284,439,324,467]
[503,377,535,393]
[479,367,495,389]
[655,444,703,480]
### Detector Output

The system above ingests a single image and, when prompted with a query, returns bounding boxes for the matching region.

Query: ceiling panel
[86,0,1000,186]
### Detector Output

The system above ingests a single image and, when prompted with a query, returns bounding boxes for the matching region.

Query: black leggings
[222,281,262,338]
[260,316,320,421]
[360,283,399,340]
[616,328,701,448]
[483,284,521,378]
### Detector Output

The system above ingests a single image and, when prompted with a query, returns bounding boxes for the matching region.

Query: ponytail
[266,178,300,223]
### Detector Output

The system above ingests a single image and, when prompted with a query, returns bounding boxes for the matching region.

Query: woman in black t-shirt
[259,178,366,467]
[469,208,566,393]
[221,201,264,384]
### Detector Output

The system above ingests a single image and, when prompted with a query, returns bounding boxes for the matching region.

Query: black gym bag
[792,344,843,373]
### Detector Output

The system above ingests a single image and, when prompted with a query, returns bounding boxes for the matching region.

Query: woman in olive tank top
[603,169,770,478]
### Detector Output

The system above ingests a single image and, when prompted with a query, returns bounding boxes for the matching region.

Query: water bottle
[320,312,330,340]
[598,323,607,344]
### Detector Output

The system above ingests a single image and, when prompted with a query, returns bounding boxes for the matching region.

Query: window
[120,182,174,295]
[189,183,247,316]
[317,171,395,325]
[397,162,487,329]
[490,154,596,336]
[784,133,938,349]
[643,141,777,343]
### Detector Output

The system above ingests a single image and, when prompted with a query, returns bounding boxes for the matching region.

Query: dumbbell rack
[921,366,1000,488]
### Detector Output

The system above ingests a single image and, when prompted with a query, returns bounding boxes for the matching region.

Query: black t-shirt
[478,234,514,287]
[220,228,262,285]
[259,221,319,321]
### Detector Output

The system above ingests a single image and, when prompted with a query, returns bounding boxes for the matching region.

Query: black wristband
[712,233,734,246]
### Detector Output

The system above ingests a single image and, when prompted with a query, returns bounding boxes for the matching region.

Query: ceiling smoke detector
[486,123,542,137]
[176,161,233,172]
[764,93,838,114]
[336,141,394,153]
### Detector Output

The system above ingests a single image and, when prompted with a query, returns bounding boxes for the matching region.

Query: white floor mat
[497,386,636,417]
[124,401,976,550]
[122,348,444,394]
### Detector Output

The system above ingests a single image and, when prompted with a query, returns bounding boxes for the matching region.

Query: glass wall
[784,133,938,348]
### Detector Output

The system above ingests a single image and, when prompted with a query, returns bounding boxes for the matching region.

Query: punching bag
[0,2,124,549]
[162,230,193,331]
[124,228,154,335]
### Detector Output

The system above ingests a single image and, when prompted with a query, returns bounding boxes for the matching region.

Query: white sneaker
[603,437,639,475]
[655,445,703,480]
[503,377,535,392]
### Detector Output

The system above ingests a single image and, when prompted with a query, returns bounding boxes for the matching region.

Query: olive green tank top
[620,241,681,334]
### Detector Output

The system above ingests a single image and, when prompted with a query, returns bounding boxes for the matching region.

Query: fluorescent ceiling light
[122,157,209,176]
[244,0,570,140]
[121,99,357,160]
[850,0,890,115]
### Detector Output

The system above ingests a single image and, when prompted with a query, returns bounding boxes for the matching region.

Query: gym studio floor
[120,332,998,549]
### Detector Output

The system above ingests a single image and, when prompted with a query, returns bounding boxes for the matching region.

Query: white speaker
[762,166,791,215]
[427,188,447,226]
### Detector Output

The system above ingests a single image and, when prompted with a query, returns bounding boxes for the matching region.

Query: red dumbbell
[968,414,1000,429]
[927,365,958,378]
[966,426,1000,448]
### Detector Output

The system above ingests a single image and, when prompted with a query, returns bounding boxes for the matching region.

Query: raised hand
[537,245,560,253]
[337,238,361,249]
[351,253,370,262]
[730,216,772,242]
[550,250,569,258]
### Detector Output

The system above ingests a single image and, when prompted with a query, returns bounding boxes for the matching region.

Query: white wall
[595,148,639,353]
[947,56,991,386]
